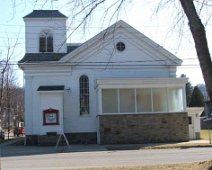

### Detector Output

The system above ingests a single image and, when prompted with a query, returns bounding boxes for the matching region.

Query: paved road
[1,145,212,170]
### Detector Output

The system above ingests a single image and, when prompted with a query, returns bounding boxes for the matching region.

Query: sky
[0,0,211,87]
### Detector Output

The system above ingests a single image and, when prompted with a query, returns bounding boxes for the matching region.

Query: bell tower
[23,10,67,54]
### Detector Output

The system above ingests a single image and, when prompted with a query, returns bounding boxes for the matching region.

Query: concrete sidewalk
[0,139,107,157]
[180,139,210,144]
[1,138,212,157]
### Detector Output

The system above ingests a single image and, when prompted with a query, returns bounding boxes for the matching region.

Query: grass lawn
[200,130,212,140]
[75,160,212,170]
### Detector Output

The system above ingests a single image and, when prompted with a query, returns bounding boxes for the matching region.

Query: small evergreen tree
[186,81,194,106]
[189,86,204,107]
[181,74,193,106]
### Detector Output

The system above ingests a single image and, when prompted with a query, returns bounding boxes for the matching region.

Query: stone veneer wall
[25,132,97,145]
[99,112,189,144]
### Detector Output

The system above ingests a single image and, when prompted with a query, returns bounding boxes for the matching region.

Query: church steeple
[23,10,67,53]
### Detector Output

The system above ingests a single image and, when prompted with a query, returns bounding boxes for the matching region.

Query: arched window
[39,30,53,52]
[79,75,89,115]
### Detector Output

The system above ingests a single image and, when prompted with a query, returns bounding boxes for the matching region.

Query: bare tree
[0,36,22,139]
[178,0,212,103]
[0,36,19,109]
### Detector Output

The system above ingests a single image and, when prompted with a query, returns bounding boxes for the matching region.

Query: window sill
[80,114,92,118]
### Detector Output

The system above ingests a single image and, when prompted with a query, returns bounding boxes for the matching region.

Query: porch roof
[37,85,64,91]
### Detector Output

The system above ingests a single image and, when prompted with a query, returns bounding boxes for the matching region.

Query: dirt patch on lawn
[78,160,212,170]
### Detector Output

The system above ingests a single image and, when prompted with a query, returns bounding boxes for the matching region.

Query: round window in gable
[116,42,125,52]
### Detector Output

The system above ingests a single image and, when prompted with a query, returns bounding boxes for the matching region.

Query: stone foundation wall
[25,132,97,146]
[25,135,39,145]
[99,112,189,144]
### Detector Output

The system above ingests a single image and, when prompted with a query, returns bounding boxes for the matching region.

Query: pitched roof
[67,43,82,53]
[23,10,67,19]
[18,44,80,63]
[60,20,182,66]
[18,53,67,63]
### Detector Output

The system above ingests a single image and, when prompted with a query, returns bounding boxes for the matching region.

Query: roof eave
[23,10,67,19]
[18,62,73,69]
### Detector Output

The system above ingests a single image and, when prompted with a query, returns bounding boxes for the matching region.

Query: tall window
[79,75,89,115]
[102,89,118,113]
[39,30,53,52]
[168,88,183,112]
[152,88,168,112]
[119,89,135,113]
[137,88,152,112]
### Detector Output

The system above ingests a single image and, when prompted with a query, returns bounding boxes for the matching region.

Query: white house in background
[18,10,189,145]
[187,107,203,140]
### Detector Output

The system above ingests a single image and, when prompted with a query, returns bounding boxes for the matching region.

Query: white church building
[18,10,189,145]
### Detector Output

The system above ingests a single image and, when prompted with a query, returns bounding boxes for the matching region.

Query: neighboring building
[18,10,189,145]
[201,101,212,129]
[187,107,203,140]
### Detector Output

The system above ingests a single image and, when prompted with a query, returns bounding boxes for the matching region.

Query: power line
[1,57,201,64]
[5,63,202,68]
[0,30,191,39]
[0,23,181,29]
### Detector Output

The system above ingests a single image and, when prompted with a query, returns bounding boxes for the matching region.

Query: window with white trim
[137,88,152,112]
[102,89,118,113]
[116,42,125,52]
[119,89,135,113]
[101,87,184,114]
[152,88,168,112]
[39,30,53,52]
[168,88,183,112]
[79,75,89,115]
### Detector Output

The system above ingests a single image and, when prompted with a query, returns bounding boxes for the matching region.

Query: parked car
[13,127,25,137]
[0,128,5,140]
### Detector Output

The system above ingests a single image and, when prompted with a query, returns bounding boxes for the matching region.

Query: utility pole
[6,68,10,140]
[0,69,4,126]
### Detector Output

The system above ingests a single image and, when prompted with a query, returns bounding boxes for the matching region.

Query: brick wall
[99,112,189,144]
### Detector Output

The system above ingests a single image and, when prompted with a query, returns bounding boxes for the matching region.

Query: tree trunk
[179,0,212,102]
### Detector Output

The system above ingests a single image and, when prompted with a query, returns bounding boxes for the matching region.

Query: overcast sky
[0,0,211,86]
